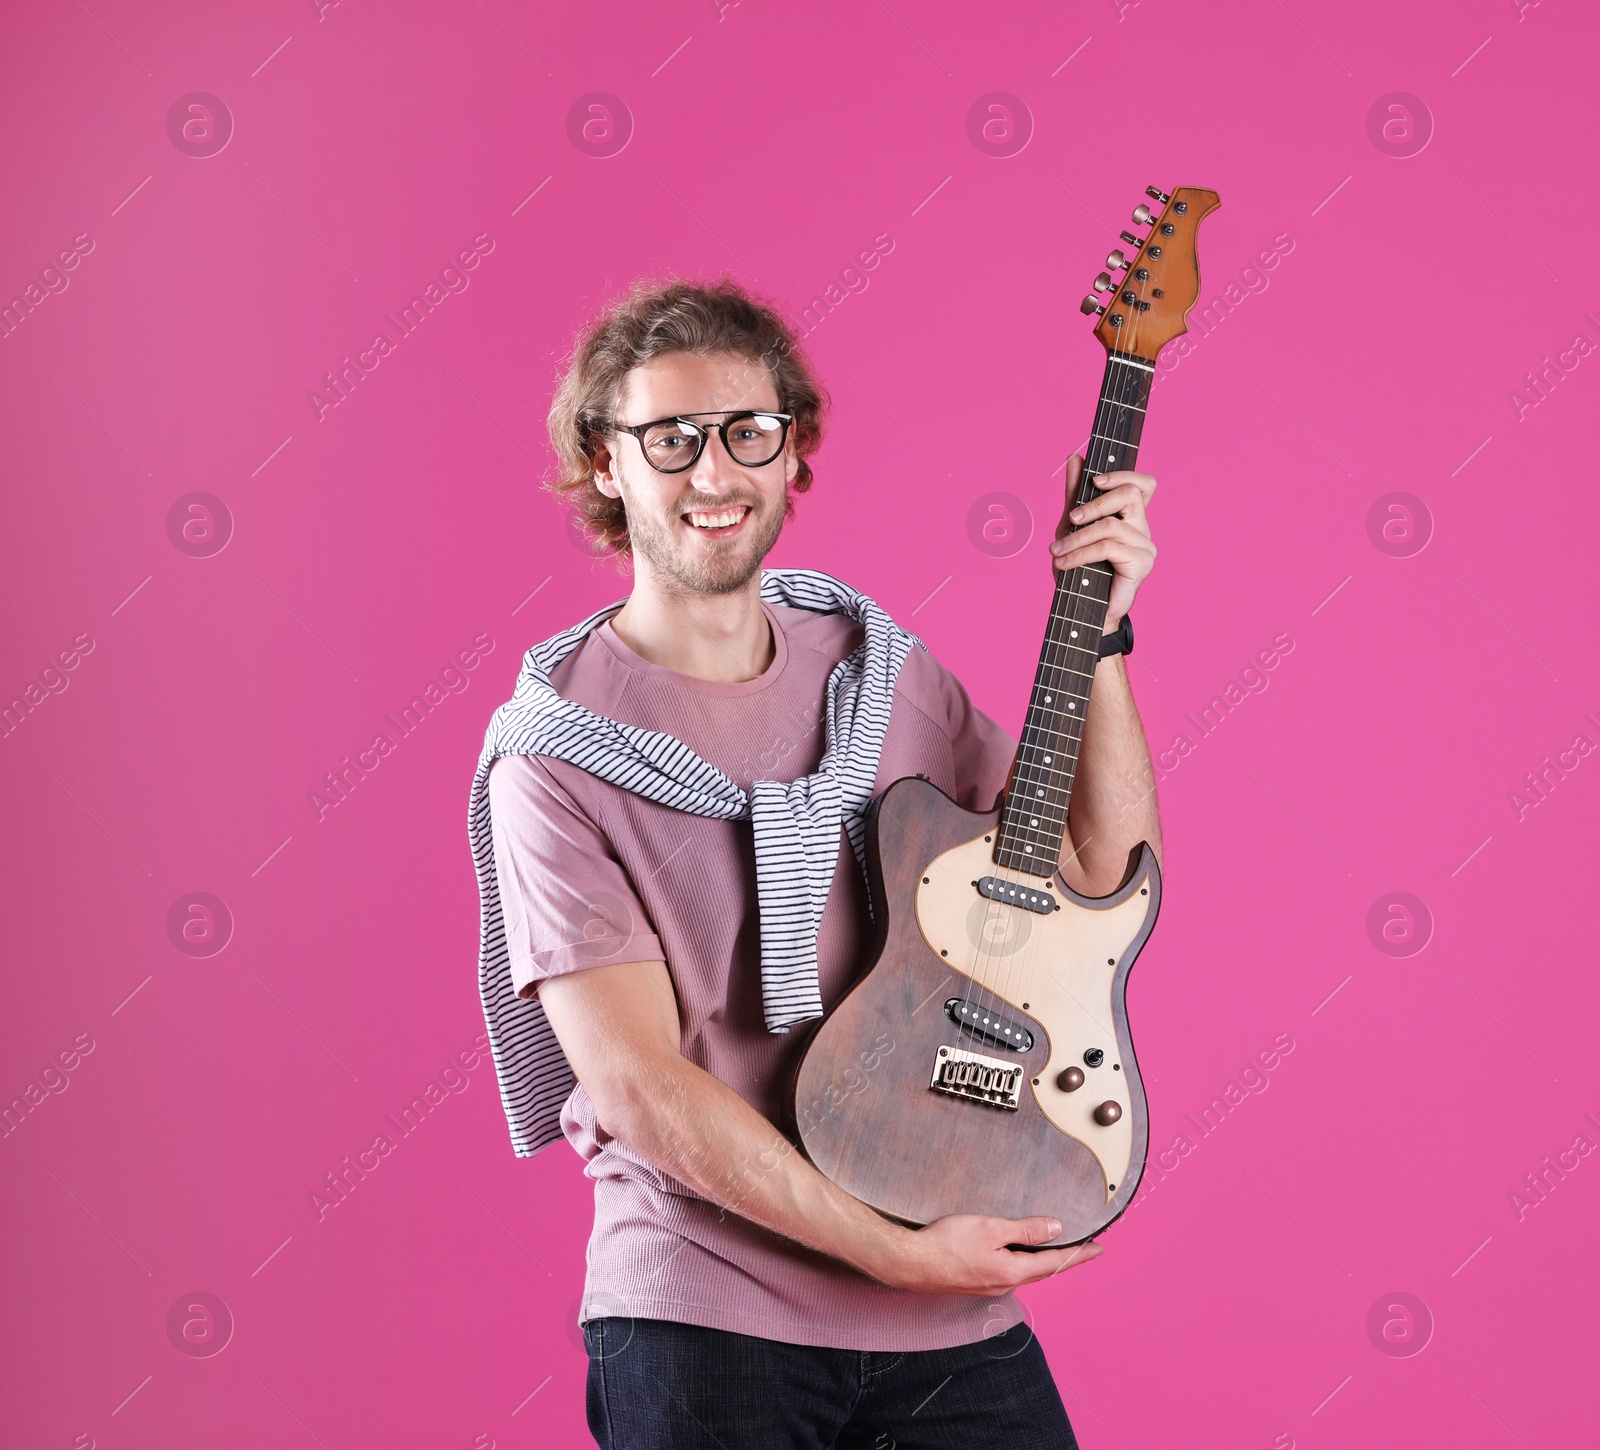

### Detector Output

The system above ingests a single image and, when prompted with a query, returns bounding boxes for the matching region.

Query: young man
[471,279,1162,1449]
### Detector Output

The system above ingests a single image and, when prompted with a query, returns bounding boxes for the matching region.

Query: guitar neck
[993,349,1155,878]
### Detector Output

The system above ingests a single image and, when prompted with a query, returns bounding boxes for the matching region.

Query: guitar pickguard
[914,833,1156,1198]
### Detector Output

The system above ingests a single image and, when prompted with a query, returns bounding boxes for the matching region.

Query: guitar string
[1007,328,1150,1093]
[953,350,1122,1093]
[966,350,1118,1061]
[958,359,1119,1089]
[1008,414,1106,1041]
[949,240,1153,1106]
[1015,345,1147,1041]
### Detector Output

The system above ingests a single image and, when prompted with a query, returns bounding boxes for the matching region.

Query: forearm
[604,1049,910,1283]
[1059,652,1162,892]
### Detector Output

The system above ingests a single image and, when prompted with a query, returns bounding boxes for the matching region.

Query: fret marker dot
[1070,631,1078,638]
[1067,703,1075,710]
[1036,789,1044,797]
[1030,817,1039,826]
[1024,845,1033,854]
[1043,756,1051,763]
[1045,695,1052,703]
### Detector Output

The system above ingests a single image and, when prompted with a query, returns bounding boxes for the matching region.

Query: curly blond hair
[545,276,828,558]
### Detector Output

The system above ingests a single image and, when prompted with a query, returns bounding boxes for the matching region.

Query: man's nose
[686,428,739,487]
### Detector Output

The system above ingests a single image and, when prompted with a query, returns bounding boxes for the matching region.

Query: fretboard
[993,349,1154,877]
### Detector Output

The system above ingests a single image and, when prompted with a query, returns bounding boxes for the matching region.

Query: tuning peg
[1119,230,1141,247]
[1106,249,1129,272]
[1079,294,1106,316]
[1092,271,1114,293]
[1132,203,1157,227]
[1145,185,1171,204]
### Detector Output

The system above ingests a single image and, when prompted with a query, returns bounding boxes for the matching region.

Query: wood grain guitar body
[792,775,1159,1247]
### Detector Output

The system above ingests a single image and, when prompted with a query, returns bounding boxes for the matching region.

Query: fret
[1006,787,1074,815]
[1025,703,1090,725]
[1005,805,1068,825]
[1035,663,1096,684]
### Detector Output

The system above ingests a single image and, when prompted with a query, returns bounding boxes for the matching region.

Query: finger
[1068,482,1149,533]
[1053,533,1156,576]
[1050,516,1142,556]
[1011,1241,1105,1286]
[1003,1215,1064,1246]
[1056,456,1086,534]
[1092,469,1157,504]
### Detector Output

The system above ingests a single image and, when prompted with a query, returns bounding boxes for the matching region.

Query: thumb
[1011,1215,1065,1246]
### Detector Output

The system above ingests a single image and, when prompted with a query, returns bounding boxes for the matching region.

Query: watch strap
[1097,613,1134,659]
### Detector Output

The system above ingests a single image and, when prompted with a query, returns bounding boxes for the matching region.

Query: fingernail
[1069,508,1084,521]
[1047,1218,1062,1236]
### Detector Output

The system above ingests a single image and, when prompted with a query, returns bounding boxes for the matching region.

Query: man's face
[596,350,799,597]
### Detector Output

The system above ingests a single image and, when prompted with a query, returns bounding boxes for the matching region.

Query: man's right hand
[874,1213,1103,1297]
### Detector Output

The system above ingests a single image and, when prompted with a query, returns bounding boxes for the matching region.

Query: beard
[625,491,788,597]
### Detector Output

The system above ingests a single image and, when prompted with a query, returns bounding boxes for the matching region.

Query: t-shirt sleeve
[905,645,1018,813]
[943,666,1017,813]
[487,753,667,1000]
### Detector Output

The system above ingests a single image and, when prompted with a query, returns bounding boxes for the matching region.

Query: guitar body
[793,774,1159,1247]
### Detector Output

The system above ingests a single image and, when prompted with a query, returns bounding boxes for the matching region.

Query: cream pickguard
[914,832,1157,1199]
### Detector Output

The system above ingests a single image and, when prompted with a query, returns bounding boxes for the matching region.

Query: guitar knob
[1055,1066,1085,1092]
[1079,295,1105,316]
[1082,1048,1105,1068]
[1106,249,1129,272]
[1092,271,1114,293]
[1132,203,1156,227]
[1093,1101,1122,1126]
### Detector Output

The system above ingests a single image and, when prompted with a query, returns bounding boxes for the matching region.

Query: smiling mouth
[680,504,752,538]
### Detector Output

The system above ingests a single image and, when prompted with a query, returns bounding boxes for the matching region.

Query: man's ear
[590,442,620,498]
[784,434,800,486]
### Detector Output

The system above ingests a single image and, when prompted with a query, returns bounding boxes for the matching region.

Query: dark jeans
[583,1315,1079,1450]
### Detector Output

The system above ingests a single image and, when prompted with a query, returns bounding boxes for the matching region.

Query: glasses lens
[724,413,787,466]
[639,419,705,472]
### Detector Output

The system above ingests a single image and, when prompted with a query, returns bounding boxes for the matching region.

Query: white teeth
[685,507,747,529]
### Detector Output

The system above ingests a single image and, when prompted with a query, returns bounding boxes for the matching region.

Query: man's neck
[609,574,775,684]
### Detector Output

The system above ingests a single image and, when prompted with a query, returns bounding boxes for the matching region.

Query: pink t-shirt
[487,600,1023,1351]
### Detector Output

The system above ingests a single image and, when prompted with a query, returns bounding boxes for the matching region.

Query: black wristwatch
[1097,613,1134,659]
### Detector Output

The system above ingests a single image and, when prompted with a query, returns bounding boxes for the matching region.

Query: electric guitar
[792,183,1220,1246]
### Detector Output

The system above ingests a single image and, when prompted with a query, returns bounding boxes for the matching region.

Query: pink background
[3,0,1597,1446]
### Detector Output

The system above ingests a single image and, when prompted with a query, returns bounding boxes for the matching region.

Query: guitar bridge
[929,1045,1023,1111]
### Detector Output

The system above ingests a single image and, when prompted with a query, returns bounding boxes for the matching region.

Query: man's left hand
[1048,453,1157,632]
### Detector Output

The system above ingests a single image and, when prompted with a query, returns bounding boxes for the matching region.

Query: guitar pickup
[929,1045,1023,1110]
[977,876,1057,914]
[945,997,1034,1052]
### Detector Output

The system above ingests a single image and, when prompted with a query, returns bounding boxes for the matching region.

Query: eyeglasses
[611,410,793,474]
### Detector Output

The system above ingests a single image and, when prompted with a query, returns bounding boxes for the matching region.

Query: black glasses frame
[610,409,793,474]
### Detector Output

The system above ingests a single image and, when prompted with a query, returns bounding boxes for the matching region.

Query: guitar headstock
[1081,185,1221,362]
